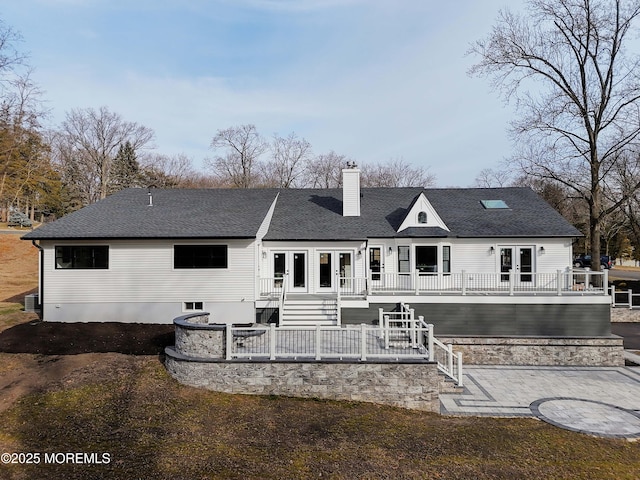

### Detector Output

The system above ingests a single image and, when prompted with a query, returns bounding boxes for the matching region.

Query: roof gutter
[31,240,44,318]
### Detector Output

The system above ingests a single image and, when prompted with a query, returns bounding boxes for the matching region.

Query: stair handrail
[417,316,463,387]
[278,273,287,325]
[335,270,342,326]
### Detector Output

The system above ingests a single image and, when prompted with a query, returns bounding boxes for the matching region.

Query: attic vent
[481,200,509,209]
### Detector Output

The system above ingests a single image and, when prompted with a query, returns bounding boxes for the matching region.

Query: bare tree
[306,151,347,188]
[139,153,218,188]
[360,157,436,187]
[469,0,640,270]
[0,19,25,84]
[473,168,515,188]
[58,106,154,201]
[262,132,312,188]
[207,124,267,188]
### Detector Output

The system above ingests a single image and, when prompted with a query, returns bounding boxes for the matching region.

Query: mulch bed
[0,320,175,355]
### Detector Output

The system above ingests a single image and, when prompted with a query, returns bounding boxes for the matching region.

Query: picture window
[174,245,227,269]
[55,246,109,269]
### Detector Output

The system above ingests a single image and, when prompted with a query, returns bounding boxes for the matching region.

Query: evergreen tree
[109,141,140,194]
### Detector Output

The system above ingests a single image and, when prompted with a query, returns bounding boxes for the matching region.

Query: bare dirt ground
[0,233,38,302]
[0,234,174,416]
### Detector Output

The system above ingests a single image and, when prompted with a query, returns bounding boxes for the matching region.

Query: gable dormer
[397,192,449,232]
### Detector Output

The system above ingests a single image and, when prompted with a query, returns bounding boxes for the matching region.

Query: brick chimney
[342,162,360,217]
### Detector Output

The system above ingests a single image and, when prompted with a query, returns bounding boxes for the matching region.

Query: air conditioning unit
[24,294,39,312]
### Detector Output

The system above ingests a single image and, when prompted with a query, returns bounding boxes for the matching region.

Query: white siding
[370,238,572,275]
[42,239,257,304]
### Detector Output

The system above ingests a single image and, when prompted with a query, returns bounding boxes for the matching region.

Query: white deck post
[384,315,390,350]
[603,268,608,294]
[427,323,434,362]
[360,323,367,361]
[557,269,562,296]
[447,344,454,376]
[461,270,467,296]
[414,269,419,295]
[367,271,372,296]
[269,322,276,360]
[630,289,633,310]
[315,324,322,361]
[611,285,616,307]
[225,323,232,360]
[585,269,591,291]
[509,270,514,296]
[457,352,464,387]
[410,308,417,347]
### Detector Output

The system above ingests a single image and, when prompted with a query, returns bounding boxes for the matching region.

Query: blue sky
[2,0,522,187]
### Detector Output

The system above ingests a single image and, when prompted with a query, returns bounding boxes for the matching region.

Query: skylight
[481,199,509,209]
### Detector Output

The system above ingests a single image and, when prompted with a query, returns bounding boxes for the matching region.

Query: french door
[499,246,534,283]
[273,251,308,292]
[368,246,383,290]
[318,251,353,292]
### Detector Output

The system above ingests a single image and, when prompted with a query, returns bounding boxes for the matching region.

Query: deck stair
[280,294,338,327]
[385,318,413,348]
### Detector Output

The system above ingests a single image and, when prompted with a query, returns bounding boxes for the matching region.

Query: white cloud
[21,0,522,186]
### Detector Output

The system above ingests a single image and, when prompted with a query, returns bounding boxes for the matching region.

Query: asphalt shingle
[23,186,582,240]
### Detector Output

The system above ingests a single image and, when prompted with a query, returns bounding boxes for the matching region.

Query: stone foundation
[437,336,624,366]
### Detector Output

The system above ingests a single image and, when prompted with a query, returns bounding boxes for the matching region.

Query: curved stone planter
[173,312,226,359]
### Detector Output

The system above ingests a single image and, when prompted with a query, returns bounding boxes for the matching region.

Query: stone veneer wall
[167,317,441,412]
[437,336,624,366]
[611,308,640,323]
[165,350,440,412]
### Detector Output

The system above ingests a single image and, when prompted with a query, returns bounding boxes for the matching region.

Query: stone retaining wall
[437,336,624,366]
[167,317,441,412]
[165,348,440,412]
[611,307,640,323]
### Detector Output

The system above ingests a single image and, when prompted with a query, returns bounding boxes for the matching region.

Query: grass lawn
[0,230,639,479]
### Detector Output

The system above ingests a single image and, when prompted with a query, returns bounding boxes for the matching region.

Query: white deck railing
[227,323,429,362]
[610,286,640,309]
[227,306,463,386]
[378,303,463,386]
[333,269,608,297]
[261,270,607,299]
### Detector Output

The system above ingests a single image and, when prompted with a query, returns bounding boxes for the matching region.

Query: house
[23,167,620,365]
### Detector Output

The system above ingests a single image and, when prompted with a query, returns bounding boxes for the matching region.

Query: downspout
[31,240,44,319]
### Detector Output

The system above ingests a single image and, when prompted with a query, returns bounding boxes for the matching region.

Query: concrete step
[282,309,337,315]
[285,300,338,307]
[439,377,464,394]
[280,318,338,327]
[282,313,336,321]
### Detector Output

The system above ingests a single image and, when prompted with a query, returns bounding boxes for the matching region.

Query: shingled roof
[23,188,279,239]
[23,186,582,240]
[263,187,582,240]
